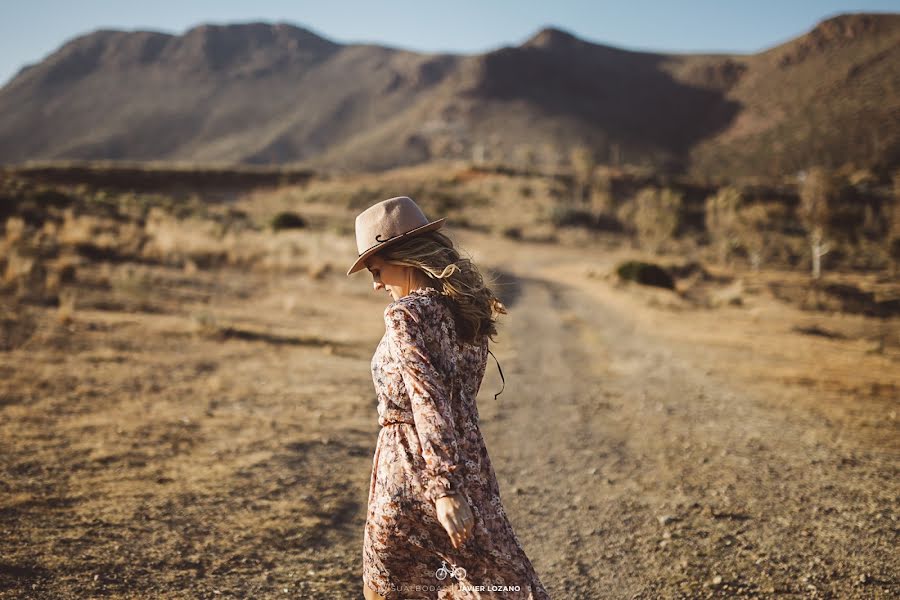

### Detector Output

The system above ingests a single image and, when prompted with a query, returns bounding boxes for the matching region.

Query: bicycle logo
[435,560,467,581]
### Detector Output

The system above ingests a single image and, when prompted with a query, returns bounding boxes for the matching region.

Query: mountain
[0,13,897,177]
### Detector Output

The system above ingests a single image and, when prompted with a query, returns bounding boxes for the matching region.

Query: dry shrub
[56,288,77,324]
[735,204,770,271]
[0,302,38,351]
[705,186,742,264]
[309,262,332,280]
[619,186,682,254]
[142,207,230,268]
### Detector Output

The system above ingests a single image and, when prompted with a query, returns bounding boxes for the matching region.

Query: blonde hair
[378,230,507,345]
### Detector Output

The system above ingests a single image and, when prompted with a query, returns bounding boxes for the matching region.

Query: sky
[1,0,897,87]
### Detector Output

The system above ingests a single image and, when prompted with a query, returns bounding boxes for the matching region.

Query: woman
[348,196,551,599]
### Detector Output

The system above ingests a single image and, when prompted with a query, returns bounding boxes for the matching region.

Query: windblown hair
[377,230,507,345]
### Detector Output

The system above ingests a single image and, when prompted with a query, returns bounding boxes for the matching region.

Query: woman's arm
[384,302,466,504]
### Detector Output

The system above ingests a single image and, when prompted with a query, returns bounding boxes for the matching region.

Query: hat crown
[354,196,430,255]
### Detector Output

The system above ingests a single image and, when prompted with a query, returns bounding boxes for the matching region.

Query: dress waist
[380,418,414,427]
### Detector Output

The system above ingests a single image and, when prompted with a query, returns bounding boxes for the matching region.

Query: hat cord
[487,349,505,401]
[358,232,401,257]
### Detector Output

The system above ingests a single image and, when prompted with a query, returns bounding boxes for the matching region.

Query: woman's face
[365,254,411,302]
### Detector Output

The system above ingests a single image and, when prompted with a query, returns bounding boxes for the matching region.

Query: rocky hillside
[0,13,897,177]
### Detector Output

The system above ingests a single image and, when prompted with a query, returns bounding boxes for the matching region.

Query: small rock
[657,514,678,526]
[712,575,723,586]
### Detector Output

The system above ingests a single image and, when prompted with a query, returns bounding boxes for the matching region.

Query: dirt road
[1,229,897,599]
[467,232,898,599]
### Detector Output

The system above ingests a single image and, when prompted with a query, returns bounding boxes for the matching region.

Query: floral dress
[362,286,551,600]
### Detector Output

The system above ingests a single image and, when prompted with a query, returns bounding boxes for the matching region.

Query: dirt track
[471,232,898,599]
[1,228,898,599]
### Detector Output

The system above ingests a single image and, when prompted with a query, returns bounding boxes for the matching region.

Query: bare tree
[798,166,835,280]
[889,168,900,277]
[610,142,621,167]
[736,204,770,271]
[569,145,597,206]
[704,186,742,265]
[471,142,486,166]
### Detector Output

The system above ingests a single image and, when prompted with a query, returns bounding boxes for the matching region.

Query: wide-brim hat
[346,196,446,276]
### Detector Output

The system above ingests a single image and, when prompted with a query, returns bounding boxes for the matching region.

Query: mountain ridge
[1,12,897,177]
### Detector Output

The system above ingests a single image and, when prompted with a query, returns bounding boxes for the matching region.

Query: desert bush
[56,288,77,324]
[626,187,683,254]
[549,206,596,228]
[705,186,775,270]
[270,211,307,232]
[502,226,522,240]
[309,262,332,280]
[570,145,598,205]
[889,169,900,276]
[512,144,540,173]
[615,260,675,290]
[142,210,235,268]
[588,172,613,213]
[704,186,743,264]
[0,302,38,351]
[735,204,770,271]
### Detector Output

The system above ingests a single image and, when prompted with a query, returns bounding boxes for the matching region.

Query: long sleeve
[384,302,466,504]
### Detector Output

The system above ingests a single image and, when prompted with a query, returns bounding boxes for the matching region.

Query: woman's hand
[435,492,475,549]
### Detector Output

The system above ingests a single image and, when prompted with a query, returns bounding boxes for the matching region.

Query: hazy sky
[1,0,897,87]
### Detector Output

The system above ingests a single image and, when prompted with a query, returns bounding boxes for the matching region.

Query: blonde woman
[348,197,551,599]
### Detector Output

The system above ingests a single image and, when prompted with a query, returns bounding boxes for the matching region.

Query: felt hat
[346,196,445,276]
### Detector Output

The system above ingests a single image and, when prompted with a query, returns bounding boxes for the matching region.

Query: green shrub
[615,260,675,290]
[502,226,522,240]
[270,211,307,231]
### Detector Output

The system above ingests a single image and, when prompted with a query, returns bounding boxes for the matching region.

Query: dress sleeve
[384,302,466,504]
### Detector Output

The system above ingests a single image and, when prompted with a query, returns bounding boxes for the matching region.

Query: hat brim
[346,218,446,276]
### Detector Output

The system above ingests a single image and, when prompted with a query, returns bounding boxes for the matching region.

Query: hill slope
[0,13,897,177]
